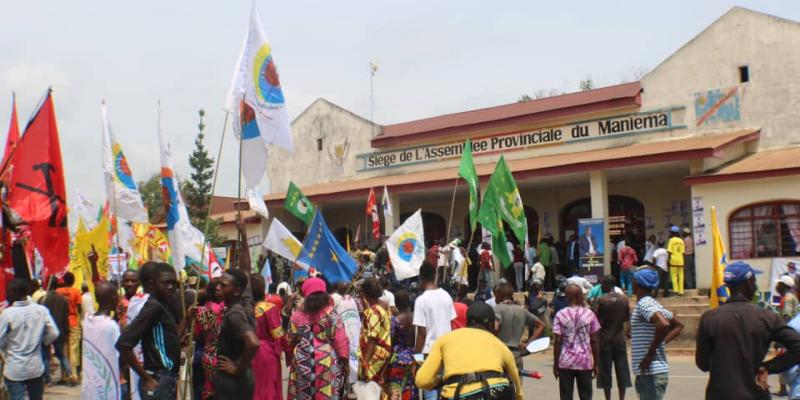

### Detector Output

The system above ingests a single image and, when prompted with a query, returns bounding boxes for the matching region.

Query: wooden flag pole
[180,109,229,400]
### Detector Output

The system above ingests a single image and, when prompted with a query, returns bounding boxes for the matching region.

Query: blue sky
[1,1,798,207]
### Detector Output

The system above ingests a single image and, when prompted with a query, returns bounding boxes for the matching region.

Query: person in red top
[55,272,82,380]
[618,241,638,295]
[451,284,471,330]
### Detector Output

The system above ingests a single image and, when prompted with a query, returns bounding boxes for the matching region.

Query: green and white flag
[284,181,315,225]
[477,156,527,244]
[458,139,479,233]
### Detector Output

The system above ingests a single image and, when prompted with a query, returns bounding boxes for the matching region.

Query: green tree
[579,76,594,91]
[184,109,223,246]
[138,173,163,223]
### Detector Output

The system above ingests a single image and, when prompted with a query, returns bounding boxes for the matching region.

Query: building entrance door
[560,195,646,249]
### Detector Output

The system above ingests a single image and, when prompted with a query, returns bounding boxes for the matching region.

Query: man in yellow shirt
[416,302,523,400]
[667,226,685,295]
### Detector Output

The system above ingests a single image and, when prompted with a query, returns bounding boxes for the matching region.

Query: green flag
[285,181,316,225]
[477,156,527,244]
[458,139,479,233]
[491,211,512,269]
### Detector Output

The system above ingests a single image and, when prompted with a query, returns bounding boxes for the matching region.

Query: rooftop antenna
[370,60,378,137]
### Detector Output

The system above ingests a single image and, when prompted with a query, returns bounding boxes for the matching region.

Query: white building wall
[691,176,800,290]
[640,7,800,149]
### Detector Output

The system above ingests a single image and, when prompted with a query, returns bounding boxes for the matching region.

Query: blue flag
[297,211,358,284]
[261,257,273,285]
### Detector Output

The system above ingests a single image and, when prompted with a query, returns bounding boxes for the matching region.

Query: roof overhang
[684,146,800,185]
[267,129,760,205]
[373,82,642,148]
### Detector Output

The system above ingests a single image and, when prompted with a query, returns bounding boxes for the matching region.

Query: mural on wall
[327,138,351,174]
[694,86,741,126]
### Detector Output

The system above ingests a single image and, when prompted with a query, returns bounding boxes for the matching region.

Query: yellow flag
[132,223,171,266]
[710,206,730,308]
[71,216,111,293]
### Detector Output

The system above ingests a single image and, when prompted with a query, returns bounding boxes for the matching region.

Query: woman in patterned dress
[358,278,392,385]
[288,277,349,400]
[387,290,417,400]
[193,278,226,400]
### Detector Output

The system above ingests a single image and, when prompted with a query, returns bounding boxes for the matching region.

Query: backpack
[480,251,492,270]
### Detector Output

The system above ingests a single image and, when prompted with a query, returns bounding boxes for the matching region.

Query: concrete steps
[510,289,712,354]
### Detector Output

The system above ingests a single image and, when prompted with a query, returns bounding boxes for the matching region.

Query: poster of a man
[579,225,599,257]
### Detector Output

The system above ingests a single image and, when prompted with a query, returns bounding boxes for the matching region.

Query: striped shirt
[116,297,180,374]
[631,296,672,376]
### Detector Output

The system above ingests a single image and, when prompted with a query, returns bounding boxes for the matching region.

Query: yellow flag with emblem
[71,216,111,293]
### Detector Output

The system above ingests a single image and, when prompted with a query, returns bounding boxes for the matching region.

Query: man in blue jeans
[0,278,60,400]
[630,269,683,400]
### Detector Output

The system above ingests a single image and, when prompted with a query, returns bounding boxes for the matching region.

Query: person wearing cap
[630,268,683,400]
[416,301,523,400]
[696,261,800,399]
[777,275,800,322]
[287,277,349,399]
[666,226,685,295]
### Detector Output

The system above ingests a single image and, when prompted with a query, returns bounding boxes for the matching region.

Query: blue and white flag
[261,256,272,285]
[297,211,357,284]
[157,103,205,272]
[227,1,293,189]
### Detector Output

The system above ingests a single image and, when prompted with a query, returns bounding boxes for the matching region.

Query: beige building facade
[264,7,800,290]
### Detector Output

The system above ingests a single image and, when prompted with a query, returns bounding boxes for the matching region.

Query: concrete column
[384,192,401,236]
[589,171,611,274]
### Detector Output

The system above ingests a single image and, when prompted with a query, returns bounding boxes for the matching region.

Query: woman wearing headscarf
[287,277,349,399]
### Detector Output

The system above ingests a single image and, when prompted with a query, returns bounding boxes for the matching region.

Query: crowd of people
[0,223,799,400]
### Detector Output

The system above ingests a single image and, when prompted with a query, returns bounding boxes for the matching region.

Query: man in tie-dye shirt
[553,283,601,400]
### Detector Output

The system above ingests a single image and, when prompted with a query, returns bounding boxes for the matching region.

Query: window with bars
[729,201,800,259]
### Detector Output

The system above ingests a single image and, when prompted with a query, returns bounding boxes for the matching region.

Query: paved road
[43,354,777,399]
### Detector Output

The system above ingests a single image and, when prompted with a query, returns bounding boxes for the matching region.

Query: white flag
[157,102,204,272]
[263,218,307,268]
[74,189,97,230]
[101,103,149,223]
[247,187,269,219]
[381,185,392,221]
[227,2,293,188]
[386,209,425,280]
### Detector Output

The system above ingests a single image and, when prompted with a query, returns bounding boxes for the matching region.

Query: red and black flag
[6,90,69,279]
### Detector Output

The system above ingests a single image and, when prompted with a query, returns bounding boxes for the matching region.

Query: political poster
[577,218,605,283]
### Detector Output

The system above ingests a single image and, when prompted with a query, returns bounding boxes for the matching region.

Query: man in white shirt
[378,277,396,314]
[414,261,456,400]
[652,240,670,297]
[0,279,59,400]
[80,282,95,320]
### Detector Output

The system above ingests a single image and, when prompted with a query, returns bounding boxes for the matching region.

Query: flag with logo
[297,211,357,284]
[710,206,729,308]
[263,218,309,268]
[1,93,19,176]
[458,139,480,233]
[227,2,293,188]
[285,181,315,225]
[477,156,527,244]
[6,90,69,279]
[366,188,380,240]
[131,223,171,266]
[381,186,393,222]
[101,103,148,223]
[157,103,204,272]
[386,209,425,280]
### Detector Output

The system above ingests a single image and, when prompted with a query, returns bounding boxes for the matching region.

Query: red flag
[1,94,19,174]
[6,91,69,278]
[366,188,380,240]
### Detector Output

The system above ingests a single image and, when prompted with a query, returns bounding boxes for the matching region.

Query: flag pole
[236,94,246,269]
[445,177,459,243]
[180,109,229,400]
